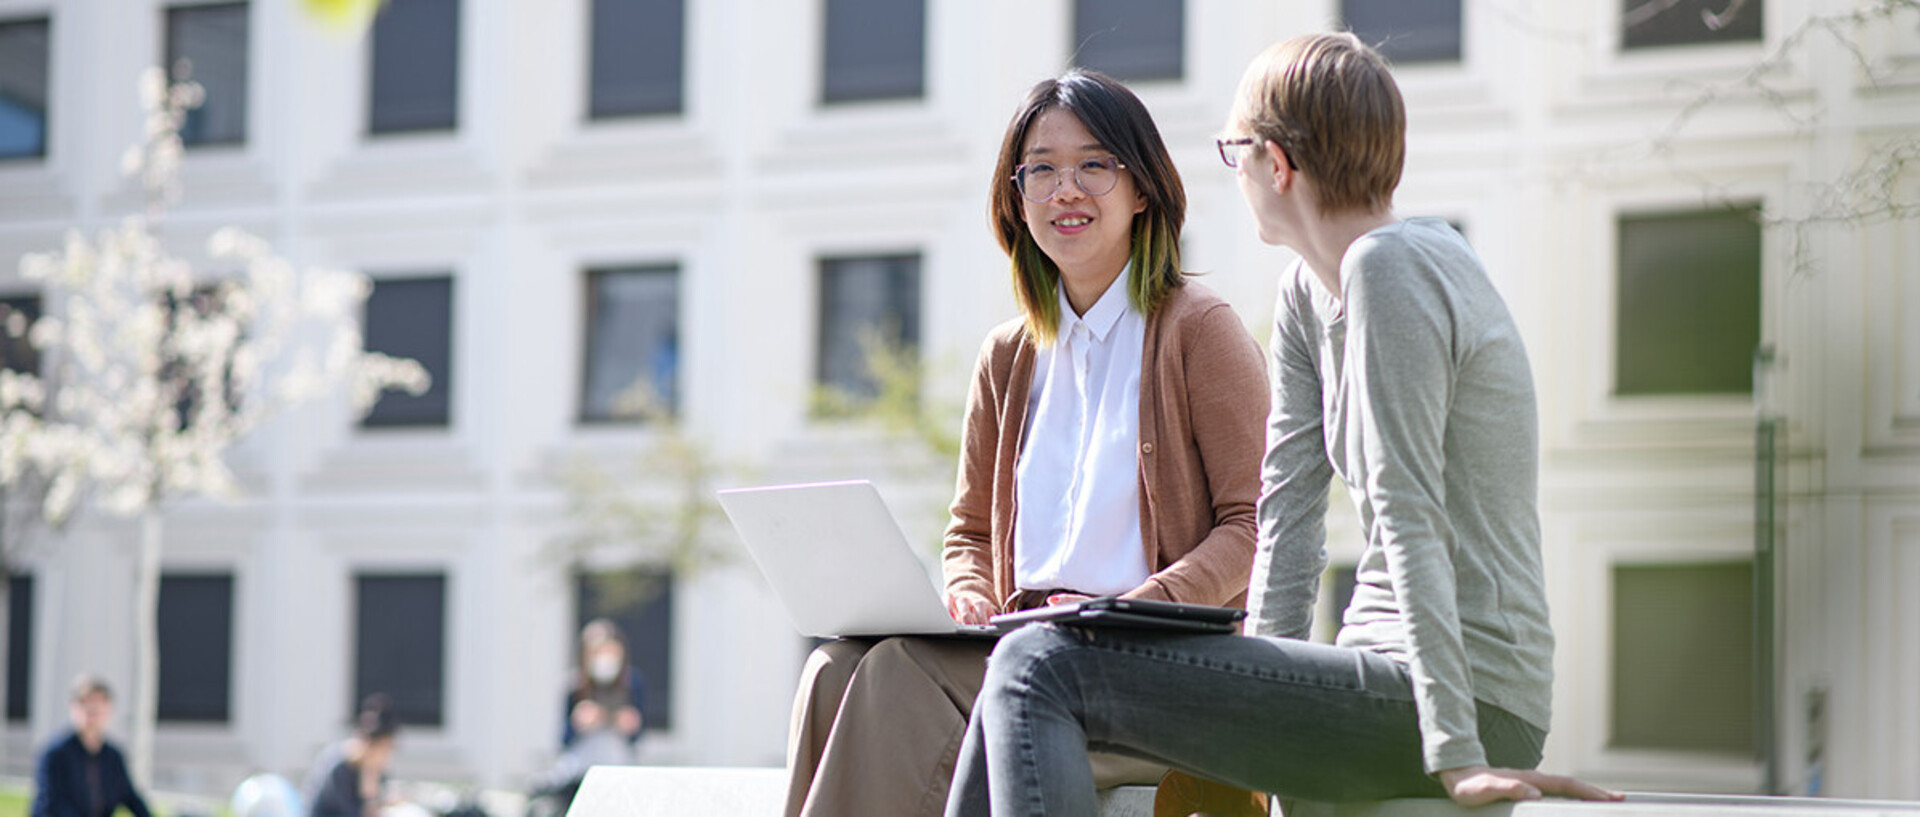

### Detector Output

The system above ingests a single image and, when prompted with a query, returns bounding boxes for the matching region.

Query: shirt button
[1141,442,1154,455]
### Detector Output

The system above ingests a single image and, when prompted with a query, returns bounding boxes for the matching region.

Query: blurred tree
[0,67,427,787]
[1616,0,1920,259]
[548,384,735,612]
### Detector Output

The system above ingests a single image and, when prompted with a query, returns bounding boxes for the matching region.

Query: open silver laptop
[716,480,994,638]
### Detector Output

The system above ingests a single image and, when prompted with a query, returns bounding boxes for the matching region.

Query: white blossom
[0,71,429,526]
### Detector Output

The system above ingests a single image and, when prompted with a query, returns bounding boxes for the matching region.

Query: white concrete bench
[564,766,1920,817]
[1288,793,1920,816]
[561,765,1156,816]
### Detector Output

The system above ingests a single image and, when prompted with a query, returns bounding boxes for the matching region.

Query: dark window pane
[355,574,446,727]
[370,0,459,134]
[589,0,684,118]
[581,266,679,423]
[820,0,924,104]
[0,18,50,160]
[0,295,40,375]
[1342,0,1463,64]
[166,3,249,147]
[1071,0,1184,82]
[1611,562,1755,753]
[1615,207,1761,395]
[363,276,454,428]
[817,254,920,402]
[7,574,32,722]
[1623,0,1763,50]
[157,573,233,723]
[576,569,674,732]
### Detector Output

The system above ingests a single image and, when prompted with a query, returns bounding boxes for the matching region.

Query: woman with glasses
[782,69,1268,817]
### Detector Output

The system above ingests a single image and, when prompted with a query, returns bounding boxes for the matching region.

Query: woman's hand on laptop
[948,592,996,625]
[1046,593,1091,606]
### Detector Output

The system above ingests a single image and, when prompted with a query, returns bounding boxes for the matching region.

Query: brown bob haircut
[990,70,1186,345]
[1230,33,1405,213]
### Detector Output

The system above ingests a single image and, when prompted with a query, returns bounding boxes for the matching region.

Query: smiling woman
[989,71,1187,346]
[779,69,1269,817]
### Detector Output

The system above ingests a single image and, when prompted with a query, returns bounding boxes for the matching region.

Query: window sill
[309,134,490,202]
[770,105,964,174]
[525,119,720,190]
[299,430,485,494]
[1572,747,1765,795]
[0,159,75,219]
[1571,39,1804,113]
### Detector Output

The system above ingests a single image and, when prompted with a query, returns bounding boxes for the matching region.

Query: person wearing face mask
[524,619,647,817]
[562,618,645,763]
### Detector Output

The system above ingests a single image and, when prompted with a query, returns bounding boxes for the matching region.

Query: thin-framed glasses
[1216,137,1257,168]
[1012,156,1128,203]
[1216,136,1298,170]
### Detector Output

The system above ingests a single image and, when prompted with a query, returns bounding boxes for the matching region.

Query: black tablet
[989,596,1246,634]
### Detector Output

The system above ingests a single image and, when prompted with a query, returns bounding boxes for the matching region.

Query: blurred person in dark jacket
[33,674,152,817]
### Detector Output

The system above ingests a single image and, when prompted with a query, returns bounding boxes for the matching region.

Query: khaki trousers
[784,636,1164,817]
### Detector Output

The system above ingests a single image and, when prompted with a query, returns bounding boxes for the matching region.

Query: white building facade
[0,0,1915,802]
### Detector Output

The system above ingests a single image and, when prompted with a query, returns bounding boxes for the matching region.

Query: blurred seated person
[305,694,400,817]
[561,618,646,766]
[524,619,647,816]
[33,674,151,817]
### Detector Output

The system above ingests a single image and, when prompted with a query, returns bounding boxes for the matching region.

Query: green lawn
[0,786,221,817]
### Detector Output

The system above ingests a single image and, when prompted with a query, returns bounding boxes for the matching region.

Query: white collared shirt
[1013,266,1149,596]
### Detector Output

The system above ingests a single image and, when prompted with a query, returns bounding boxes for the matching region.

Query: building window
[369,0,459,134]
[7,574,32,722]
[0,17,50,161]
[165,3,249,147]
[816,253,920,404]
[576,569,674,731]
[1611,562,1755,753]
[1071,0,1184,82]
[157,573,233,723]
[363,276,454,428]
[820,0,924,104]
[1615,206,1761,396]
[1341,0,1463,65]
[589,0,684,119]
[0,295,40,375]
[1622,0,1763,50]
[355,573,446,727]
[581,266,679,423]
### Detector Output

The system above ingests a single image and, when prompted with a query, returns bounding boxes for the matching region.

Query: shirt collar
[1058,262,1133,343]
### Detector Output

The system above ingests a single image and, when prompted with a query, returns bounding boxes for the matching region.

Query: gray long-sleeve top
[1246,218,1555,774]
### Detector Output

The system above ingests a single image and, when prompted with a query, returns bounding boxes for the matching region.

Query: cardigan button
[1141,442,1155,455]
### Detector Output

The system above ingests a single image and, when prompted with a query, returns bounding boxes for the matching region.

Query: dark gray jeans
[944,623,1545,817]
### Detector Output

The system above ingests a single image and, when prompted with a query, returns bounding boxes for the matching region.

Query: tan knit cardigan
[942,281,1270,611]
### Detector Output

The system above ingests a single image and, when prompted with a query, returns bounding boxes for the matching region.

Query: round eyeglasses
[1011,156,1128,203]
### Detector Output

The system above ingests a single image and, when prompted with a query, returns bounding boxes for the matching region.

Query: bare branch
[1703,0,1751,31]
[1624,0,1688,30]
